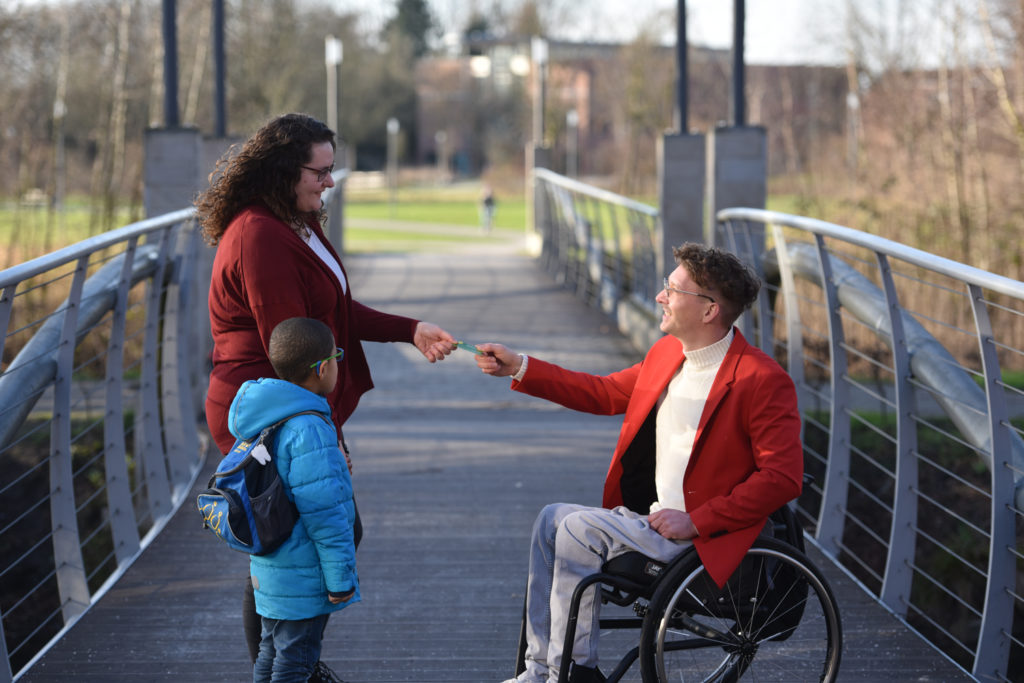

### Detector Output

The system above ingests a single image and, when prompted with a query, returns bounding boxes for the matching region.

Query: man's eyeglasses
[310,347,344,374]
[662,278,715,303]
[301,163,335,183]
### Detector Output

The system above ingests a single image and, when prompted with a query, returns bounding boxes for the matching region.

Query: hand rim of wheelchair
[639,536,842,683]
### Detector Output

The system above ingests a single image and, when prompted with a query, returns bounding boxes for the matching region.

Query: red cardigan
[205,204,417,453]
[512,330,803,587]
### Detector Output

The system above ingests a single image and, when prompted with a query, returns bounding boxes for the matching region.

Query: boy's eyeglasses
[310,347,344,374]
[662,277,715,303]
[301,163,334,183]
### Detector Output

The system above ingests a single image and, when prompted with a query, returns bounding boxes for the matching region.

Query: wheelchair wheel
[638,537,841,682]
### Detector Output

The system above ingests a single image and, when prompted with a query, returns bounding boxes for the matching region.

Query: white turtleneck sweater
[650,329,734,514]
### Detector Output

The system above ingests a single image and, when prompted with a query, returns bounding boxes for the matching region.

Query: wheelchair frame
[513,505,842,683]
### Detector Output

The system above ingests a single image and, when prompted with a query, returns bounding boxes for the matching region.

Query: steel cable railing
[531,168,1021,681]
[0,208,209,682]
[0,169,348,682]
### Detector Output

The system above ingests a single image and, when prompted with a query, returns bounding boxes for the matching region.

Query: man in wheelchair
[474,243,804,683]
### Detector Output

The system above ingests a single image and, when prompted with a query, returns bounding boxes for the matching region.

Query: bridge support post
[527,144,552,256]
[144,128,203,217]
[706,126,766,254]
[658,132,706,276]
[143,129,234,424]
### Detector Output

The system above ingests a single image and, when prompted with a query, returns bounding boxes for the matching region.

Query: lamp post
[531,36,548,146]
[566,109,579,178]
[161,0,179,127]
[434,130,448,184]
[387,117,400,218]
[325,36,343,135]
[213,0,226,137]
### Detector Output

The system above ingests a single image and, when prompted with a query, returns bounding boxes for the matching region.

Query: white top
[303,229,347,294]
[650,329,733,513]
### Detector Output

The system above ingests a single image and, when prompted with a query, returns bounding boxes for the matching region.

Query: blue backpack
[197,410,331,555]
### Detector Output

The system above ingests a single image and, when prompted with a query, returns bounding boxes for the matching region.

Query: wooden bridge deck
[19,236,973,682]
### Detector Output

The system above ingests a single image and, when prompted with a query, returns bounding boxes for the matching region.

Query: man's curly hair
[673,243,761,326]
[194,113,336,245]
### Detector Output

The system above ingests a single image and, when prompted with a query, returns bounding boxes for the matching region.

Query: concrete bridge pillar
[527,144,551,256]
[658,132,706,276]
[143,128,236,412]
[705,125,767,254]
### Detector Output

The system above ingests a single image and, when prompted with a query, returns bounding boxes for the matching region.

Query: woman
[194,112,454,679]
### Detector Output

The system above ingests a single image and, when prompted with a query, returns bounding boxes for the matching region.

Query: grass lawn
[345,196,526,230]
[1,187,812,264]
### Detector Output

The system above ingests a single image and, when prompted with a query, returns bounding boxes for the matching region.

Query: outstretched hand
[413,322,456,362]
[473,343,523,377]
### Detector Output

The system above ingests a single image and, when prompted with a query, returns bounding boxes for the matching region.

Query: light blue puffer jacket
[228,378,359,620]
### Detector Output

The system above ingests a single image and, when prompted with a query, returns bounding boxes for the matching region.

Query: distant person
[194,112,456,681]
[480,184,496,233]
[474,243,804,683]
[231,317,357,683]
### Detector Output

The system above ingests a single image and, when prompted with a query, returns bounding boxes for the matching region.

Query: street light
[434,130,449,184]
[325,36,343,134]
[566,109,579,178]
[387,117,400,217]
[531,36,548,146]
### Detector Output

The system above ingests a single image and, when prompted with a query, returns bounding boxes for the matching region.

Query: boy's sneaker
[308,660,347,683]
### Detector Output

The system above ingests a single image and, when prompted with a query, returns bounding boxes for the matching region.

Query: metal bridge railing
[532,168,1021,681]
[0,209,209,682]
[715,209,1023,682]
[532,168,663,351]
[0,169,348,682]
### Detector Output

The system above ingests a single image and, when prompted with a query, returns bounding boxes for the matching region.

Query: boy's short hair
[673,243,761,326]
[268,317,335,383]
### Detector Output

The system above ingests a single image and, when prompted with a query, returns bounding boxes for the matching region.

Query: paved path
[21,231,973,682]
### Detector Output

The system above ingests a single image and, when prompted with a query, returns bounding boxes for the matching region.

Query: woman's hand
[413,322,456,362]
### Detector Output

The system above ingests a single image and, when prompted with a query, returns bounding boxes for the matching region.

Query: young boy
[227,317,358,683]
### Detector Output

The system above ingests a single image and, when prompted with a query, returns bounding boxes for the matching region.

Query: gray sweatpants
[519,503,691,683]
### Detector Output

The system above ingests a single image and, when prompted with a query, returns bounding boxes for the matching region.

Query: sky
[432,0,852,65]
[427,0,990,68]
[9,0,986,68]
[320,0,847,64]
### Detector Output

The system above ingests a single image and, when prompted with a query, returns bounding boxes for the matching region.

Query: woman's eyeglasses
[301,163,335,183]
[310,347,344,374]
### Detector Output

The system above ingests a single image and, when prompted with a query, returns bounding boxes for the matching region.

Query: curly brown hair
[194,113,336,245]
[673,243,761,326]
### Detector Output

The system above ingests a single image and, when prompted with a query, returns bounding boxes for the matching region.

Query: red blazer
[512,330,803,587]
[206,204,417,453]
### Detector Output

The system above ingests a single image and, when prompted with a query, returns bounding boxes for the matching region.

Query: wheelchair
[513,503,842,682]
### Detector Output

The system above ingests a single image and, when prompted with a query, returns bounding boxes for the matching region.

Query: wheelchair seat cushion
[602,551,667,585]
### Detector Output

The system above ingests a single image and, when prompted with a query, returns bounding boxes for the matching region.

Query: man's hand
[473,343,522,377]
[413,322,456,362]
[649,508,698,540]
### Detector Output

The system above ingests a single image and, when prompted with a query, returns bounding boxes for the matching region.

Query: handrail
[529,168,1020,681]
[532,169,663,351]
[0,170,351,681]
[0,210,209,682]
[716,208,1020,683]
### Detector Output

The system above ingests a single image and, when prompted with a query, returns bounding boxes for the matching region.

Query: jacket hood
[228,378,332,441]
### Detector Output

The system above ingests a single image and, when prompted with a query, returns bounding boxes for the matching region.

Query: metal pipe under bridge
[0,170,1017,681]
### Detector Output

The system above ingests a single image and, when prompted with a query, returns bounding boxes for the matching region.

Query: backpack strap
[258,410,333,445]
